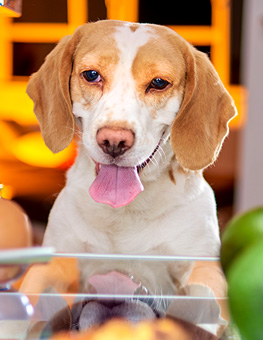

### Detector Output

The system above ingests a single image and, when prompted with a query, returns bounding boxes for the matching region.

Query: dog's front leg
[167,261,229,337]
[20,257,79,302]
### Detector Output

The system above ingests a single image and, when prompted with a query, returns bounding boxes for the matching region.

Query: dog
[19,20,236,336]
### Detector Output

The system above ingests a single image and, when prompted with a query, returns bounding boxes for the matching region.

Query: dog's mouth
[89,139,162,208]
[75,271,159,330]
[136,141,161,172]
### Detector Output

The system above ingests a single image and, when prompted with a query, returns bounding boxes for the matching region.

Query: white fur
[114,24,154,64]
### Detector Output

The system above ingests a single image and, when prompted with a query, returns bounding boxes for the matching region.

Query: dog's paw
[166,283,226,335]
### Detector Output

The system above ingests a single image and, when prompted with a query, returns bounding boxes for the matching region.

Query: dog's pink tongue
[88,271,140,295]
[89,164,144,208]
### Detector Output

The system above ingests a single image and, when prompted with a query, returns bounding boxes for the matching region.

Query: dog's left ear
[26,26,85,153]
[171,44,237,170]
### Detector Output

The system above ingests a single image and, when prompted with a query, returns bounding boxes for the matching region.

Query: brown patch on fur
[169,167,176,185]
[101,120,135,132]
[129,24,139,32]
[70,24,120,104]
[27,21,123,153]
[129,24,237,171]
[177,165,190,175]
[131,31,185,109]
[170,154,176,162]
[27,34,76,153]
[105,110,114,122]
[169,41,237,170]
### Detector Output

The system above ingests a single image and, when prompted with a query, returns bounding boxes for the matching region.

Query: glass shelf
[54,253,221,261]
[0,251,241,339]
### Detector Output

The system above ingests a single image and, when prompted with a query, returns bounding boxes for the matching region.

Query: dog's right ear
[27,27,84,153]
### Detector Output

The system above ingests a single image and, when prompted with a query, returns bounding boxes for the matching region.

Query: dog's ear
[26,27,84,153]
[171,45,237,170]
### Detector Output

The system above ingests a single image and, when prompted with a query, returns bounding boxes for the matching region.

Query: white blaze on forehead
[93,24,155,126]
[114,24,154,64]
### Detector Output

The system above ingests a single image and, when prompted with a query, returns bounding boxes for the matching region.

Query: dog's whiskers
[148,153,159,168]
[145,158,155,173]
[157,145,166,163]
[65,125,83,144]
[150,285,171,316]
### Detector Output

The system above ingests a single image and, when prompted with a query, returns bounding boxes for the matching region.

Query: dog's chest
[77,203,168,254]
[77,198,199,256]
[56,160,218,256]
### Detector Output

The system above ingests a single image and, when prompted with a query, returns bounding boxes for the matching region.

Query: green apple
[221,207,263,274]
[227,239,263,340]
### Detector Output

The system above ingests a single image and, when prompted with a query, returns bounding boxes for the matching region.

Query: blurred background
[0,0,262,245]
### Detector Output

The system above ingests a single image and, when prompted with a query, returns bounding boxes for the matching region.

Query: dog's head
[27,20,237,206]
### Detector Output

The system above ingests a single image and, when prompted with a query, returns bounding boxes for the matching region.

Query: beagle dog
[20,20,236,336]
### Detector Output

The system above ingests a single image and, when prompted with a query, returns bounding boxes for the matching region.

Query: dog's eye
[147,78,169,92]
[151,78,169,89]
[82,70,101,83]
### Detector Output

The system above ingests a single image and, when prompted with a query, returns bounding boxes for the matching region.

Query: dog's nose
[96,127,134,158]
